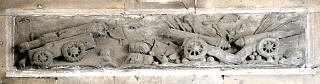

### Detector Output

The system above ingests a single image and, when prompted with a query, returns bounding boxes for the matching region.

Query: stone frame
[3,8,316,77]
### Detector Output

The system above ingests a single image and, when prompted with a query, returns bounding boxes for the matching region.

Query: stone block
[2,77,55,84]
[0,71,5,84]
[124,0,195,9]
[42,0,124,9]
[56,77,114,84]
[0,16,6,70]
[114,75,223,84]
[224,73,320,84]
[0,0,124,14]
[196,0,320,11]
[314,13,320,66]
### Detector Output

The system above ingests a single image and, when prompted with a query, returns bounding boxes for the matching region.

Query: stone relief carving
[14,13,306,69]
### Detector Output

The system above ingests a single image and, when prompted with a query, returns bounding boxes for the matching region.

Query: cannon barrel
[161,29,223,47]
[235,30,303,47]
[207,44,256,64]
[207,46,242,64]
[19,22,106,53]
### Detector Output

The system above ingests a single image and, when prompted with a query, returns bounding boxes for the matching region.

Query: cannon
[232,30,302,62]
[18,22,106,68]
[182,37,279,64]
[160,29,230,61]
[161,28,300,64]
[206,37,279,64]
[160,29,230,49]
[28,33,96,67]
[234,30,302,48]
[19,22,106,53]
[186,29,302,64]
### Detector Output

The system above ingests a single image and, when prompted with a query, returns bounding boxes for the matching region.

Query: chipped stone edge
[3,8,317,77]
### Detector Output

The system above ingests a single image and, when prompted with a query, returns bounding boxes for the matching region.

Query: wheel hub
[62,41,86,62]
[37,53,48,62]
[183,39,208,61]
[68,46,80,57]
[257,38,279,57]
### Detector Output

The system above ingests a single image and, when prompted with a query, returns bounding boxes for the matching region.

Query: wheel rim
[62,41,85,62]
[257,38,279,57]
[32,50,53,67]
[183,39,207,61]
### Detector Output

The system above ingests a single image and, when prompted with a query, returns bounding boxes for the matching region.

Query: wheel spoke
[188,50,192,54]
[187,47,192,50]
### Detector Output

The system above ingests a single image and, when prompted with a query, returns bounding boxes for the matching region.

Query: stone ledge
[196,0,320,10]
[0,16,6,71]
[55,75,223,84]
[2,77,55,84]
[0,0,124,14]
[4,8,316,16]
[223,74,320,84]
[5,68,317,77]
[5,9,125,16]
[195,8,313,14]
[124,0,195,9]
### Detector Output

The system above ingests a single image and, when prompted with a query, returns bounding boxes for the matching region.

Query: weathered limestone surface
[2,77,55,84]
[1,0,320,14]
[0,0,320,84]
[0,16,6,71]
[55,75,223,84]
[2,73,320,84]
[314,13,320,66]
[56,77,114,84]
[224,74,320,84]
[0,0,124,14]
[0,71,5,84]
[124,0,195,9]
[11,13,306,69]
[196,0,320,10]
[114,75,222,84]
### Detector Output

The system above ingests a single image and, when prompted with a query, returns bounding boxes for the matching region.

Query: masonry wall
[0,0,320,84]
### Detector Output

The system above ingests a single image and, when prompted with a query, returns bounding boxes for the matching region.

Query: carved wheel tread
[62,41,86,62]
[183,39,208,61]
[31,50,53,67]
[257,38,279,57]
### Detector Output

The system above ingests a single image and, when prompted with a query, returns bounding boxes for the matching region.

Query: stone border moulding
[4,8,317,77]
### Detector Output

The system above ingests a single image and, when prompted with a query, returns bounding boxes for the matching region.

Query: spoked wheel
[31,50,53,67]
[257,38,279,57]
[183,39,208,61]
[62,41,86,62]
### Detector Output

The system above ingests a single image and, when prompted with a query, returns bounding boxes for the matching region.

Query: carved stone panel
[13,13,307,69]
